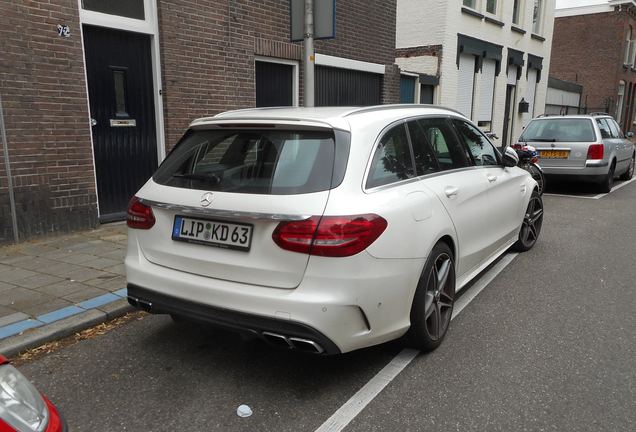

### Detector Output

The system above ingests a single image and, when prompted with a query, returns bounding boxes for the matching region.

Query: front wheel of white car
[513,190,543,252]
[405,242,455,352]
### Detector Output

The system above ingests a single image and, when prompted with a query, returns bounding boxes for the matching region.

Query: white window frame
[625,27,632,65]
[512,0,523,26]
[254,56,300,107]
[485,0,498,16]
[533,0,544,35]
[463,0,480,10]
[617,81,626,124]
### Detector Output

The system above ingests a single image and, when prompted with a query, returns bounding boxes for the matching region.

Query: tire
[513,190,543,252]
[404,242,455,352]
[599,161,615,193]
[527,163,546,195]
[619,153,635,181]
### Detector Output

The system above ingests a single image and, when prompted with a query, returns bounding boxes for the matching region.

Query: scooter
[484,132,545,195]
[512,143,545,195]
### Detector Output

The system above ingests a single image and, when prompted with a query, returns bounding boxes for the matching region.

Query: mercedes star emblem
[200,192,214,207]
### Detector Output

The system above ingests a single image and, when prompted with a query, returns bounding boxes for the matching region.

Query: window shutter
[457,54,476,118]
[478,59,497,122]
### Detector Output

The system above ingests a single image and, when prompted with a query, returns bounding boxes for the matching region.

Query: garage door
[316,66,382,106]
[256,61,294,107]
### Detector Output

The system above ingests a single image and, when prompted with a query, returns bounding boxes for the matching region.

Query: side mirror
[626,131,634,138]
[502,147,519,168]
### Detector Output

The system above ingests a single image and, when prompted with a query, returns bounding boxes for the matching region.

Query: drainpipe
[0,94,19,243]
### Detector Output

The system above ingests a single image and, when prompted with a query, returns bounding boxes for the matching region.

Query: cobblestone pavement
[0,223,127,328]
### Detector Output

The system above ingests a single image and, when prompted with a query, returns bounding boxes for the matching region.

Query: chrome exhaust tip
[262,332,293,349]
[289,337,324,354]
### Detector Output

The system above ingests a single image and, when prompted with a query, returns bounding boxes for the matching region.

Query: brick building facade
[0,0,400,243]
[550,0,636,132]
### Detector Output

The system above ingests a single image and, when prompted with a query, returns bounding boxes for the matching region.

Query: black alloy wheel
[600,162,615,193]
[619,153,634,181]
[514,190,543,252]
[406,242,455,352]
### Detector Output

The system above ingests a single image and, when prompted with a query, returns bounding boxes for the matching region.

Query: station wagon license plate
[540,150,569,159]
[172,216,253,251]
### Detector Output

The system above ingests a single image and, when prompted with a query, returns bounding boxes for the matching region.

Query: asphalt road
[18,180,636,432]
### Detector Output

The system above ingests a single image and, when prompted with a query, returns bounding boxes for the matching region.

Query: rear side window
[153,129,336,195]
[596,119,613,139]
[366,124,414,188]
[416,118,470,170]
[520,118,596,142]
[407,120,440,175]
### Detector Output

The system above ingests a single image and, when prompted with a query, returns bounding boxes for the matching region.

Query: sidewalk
[0,223,131,354]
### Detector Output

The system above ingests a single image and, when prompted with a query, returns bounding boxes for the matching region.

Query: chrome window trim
[138,199,311,221]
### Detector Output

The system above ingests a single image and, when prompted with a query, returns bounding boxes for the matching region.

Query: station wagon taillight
[587,144,604,160]
[127,196,155,230]
[272,214,388,257]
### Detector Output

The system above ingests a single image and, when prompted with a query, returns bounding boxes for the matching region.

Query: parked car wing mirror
[626,131,634,138]
[502,147,519,168]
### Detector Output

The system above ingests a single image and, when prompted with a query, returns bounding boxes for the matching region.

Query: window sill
[531,33,546,42]
[485,16,505,27]
[461,7,484,20]
[511,25,526,35]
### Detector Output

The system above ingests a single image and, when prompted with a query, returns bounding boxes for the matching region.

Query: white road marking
[314,252,519,432]
[543,176,636,200]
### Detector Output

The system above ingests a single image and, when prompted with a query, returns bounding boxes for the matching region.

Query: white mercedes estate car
[125,105,542,354]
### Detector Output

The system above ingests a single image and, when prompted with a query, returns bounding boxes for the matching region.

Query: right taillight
[127,196,155,230]
[272,214,387,257]
[587,144,604,160]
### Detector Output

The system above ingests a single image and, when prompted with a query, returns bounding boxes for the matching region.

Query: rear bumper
[127,284,341,354]
[541,162,609,177]
[126,232,424,353]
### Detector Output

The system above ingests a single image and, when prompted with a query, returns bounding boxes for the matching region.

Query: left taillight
[126,196,155,230]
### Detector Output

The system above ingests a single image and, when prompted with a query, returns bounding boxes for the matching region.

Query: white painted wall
[396,0,556,145]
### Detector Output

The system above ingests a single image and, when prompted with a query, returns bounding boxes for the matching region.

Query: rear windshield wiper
[172,173,221,184]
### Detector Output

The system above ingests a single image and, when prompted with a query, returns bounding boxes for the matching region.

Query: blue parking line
[0,288,129,341]
[37,306,85,324]
[0,320,43,339]
[112,287,128,298]
[77,293,120,310]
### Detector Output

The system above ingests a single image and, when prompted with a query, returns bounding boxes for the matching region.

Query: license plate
[172,216,253,251]
[540,150,570,159]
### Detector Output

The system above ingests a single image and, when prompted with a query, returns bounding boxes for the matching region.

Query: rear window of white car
[520,118,596,142]
[153,129,337,195]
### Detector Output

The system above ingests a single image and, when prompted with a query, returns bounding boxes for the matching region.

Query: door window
[416,118,470,170]
[367,124,415,188]
[607,119,622,138]
[596,118,612,139]
[452,120,500,166]
[407,120,440,175]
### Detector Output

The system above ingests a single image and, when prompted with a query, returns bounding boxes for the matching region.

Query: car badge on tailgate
[200,192,214,207]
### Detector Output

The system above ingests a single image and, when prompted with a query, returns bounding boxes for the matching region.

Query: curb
[0,299,133,358]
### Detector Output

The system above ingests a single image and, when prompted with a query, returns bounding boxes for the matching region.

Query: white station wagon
[126,105,542,354]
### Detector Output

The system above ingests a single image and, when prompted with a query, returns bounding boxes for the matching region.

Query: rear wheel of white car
[600,161,615,193]
[513,190,543,252]
[619,153,634,181]
[405,242,455,352]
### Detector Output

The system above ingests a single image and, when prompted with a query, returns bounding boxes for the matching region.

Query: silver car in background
[518,115,635,192]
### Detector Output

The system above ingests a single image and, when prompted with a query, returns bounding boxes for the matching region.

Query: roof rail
[342,104,466,118]
[589,112,610,116]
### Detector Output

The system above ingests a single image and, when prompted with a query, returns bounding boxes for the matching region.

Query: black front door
[84,25,158,221]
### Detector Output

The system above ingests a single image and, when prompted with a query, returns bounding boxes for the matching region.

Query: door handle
[487,174,498,183]
[91,118,97,127]
[444,186,459,198]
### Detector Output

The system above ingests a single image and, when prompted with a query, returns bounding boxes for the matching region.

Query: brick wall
[157,0,399,149]
[550,9,636,129]
[0,0,97,243]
